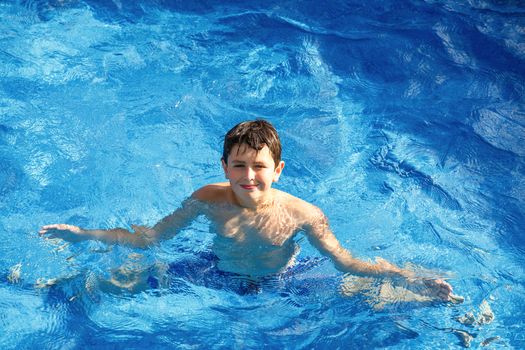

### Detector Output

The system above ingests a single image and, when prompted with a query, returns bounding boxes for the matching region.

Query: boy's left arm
[303,209,453,301]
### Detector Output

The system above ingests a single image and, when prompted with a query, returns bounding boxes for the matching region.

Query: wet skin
[40,144,454,300]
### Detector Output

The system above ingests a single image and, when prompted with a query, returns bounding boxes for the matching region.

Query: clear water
[1,0,524,348]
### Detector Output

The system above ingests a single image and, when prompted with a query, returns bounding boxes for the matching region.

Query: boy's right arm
[39,196,204,248]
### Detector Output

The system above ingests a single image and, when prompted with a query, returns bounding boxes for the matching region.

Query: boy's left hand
[402,276,465,304]
[376,258,456,302]
[419,278,454,301]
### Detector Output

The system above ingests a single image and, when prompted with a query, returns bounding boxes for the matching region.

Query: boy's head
[222,119,282,167]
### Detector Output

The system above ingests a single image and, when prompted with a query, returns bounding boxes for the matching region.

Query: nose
[245,166,256,180]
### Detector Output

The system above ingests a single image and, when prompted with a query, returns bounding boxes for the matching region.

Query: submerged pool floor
[1,0,524,348]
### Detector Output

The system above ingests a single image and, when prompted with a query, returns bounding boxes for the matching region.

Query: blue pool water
[1,0,524,348]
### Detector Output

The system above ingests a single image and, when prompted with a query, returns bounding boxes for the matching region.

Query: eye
[234,164,245,168]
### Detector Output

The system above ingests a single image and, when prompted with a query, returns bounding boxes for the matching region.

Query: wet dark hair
[222,119,282,167]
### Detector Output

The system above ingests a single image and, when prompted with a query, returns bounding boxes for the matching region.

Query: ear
[273,161,285,182]
[221,158,229,179]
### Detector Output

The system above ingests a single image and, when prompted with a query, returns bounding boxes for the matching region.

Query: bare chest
[211,208,299,247]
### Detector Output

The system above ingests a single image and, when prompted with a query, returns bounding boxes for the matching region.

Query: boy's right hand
[39,224,88,242]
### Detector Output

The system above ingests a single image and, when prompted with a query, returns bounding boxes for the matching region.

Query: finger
[39,227,57,235]
[42,224,76,231]
[39,224,69,235]
[425,278,453,292]
[422,281,452,300]
[42,224,61,230]
[439,284,453,296]
[437,280,453,293]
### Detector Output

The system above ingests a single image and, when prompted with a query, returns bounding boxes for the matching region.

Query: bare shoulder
[274,189,326,223]
[191,182,232,204]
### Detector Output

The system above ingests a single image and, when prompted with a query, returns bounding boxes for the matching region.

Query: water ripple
[433,21,475,68]
[370,144,462,211]
[471,105,525,157]
[1,0,524,348]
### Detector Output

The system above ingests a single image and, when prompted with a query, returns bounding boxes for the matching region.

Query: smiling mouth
[240,184,258,190]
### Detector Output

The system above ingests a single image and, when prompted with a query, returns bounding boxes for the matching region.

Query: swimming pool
[1,0,524,348]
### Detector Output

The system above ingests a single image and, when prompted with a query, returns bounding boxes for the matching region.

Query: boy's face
[222,143,284,205]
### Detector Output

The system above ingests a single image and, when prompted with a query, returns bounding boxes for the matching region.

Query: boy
[40,120,453,300]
